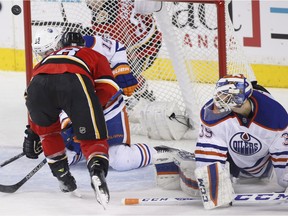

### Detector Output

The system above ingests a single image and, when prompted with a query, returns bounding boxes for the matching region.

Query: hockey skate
[154,145,195,161]
[48,157,77,193]
[154,145,181,154]
[87,157,110,209]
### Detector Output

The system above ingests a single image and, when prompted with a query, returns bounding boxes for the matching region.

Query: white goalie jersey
[195,90,288,189]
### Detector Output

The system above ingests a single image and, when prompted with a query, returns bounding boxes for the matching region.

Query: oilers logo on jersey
[229,132,262,156]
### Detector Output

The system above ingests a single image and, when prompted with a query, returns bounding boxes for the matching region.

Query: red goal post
[23,0,255,139]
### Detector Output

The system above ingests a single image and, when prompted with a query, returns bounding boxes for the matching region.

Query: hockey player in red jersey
[25,27,155,175]
[23,28,117,206]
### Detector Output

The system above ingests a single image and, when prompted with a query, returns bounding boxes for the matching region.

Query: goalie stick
[0,158,47,193]
[0,152,25,167]
[122,192,288,206]
[122,197,201,205]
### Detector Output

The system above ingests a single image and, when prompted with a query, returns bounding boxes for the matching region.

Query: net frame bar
[23,0,33,86]
[23,0,228,85]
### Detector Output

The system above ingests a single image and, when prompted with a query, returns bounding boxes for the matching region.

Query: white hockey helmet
[32,27,62,58]
[213,74,253,112]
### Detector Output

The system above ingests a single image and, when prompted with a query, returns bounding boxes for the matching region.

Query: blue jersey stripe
[196,142,228,151]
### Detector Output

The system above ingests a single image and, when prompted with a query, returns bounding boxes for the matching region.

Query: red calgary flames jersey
[32,46,120,106]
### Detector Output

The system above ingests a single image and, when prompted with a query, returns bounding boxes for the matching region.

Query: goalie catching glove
[23,125,43,159]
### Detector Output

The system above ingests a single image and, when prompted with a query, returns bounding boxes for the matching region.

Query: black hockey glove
[23,125,43,159]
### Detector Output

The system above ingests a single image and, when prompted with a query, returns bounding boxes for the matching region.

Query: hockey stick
[0,152,25,167]
[0,158,47,193]
[122,197,200,205]
[122,192,288,205]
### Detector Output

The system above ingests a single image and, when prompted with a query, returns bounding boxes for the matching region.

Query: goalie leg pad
[195,162,234,209]
[173,150,200,197]
[140,102,189,140]
[153,151,180,190]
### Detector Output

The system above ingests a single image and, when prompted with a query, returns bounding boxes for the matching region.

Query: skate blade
[71,189,82,198]
[91,176,108,210]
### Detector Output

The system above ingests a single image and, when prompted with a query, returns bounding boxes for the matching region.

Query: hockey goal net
[24,0,255,140]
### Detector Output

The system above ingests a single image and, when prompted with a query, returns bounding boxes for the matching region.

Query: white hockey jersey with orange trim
[83,35,130,77]
[195,90,288,188]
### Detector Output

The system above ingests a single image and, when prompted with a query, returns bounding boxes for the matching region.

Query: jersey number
[56,47,80,56]
[199,124,212,138]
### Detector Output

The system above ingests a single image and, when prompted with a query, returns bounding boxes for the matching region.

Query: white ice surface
[0,71,288,215]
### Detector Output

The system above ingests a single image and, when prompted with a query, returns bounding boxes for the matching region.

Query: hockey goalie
[154,74,288,209]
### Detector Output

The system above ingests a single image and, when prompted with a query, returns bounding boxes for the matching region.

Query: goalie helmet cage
[23,0,255,139]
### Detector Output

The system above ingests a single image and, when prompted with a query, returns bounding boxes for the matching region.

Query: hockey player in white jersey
[192,74,288,209]
[153,74,288,209]
[83,34,138,97]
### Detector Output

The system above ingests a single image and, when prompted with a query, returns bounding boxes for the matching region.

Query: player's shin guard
[48,154,77,192]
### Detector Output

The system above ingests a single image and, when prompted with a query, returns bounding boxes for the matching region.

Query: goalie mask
[203,74,253,121]
[32,27,62,59]
[213,74,253,112]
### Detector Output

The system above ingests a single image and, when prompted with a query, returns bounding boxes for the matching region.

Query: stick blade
[0,184,19,193]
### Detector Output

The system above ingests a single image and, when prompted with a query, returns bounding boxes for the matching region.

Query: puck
[11,5,22,15]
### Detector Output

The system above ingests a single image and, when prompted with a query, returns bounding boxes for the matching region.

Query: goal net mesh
[28,0,255,139]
